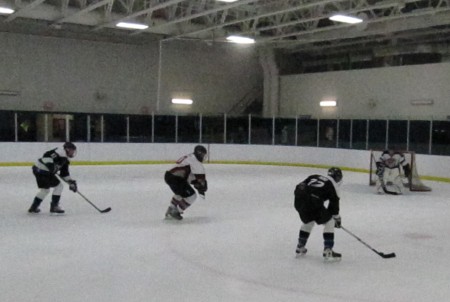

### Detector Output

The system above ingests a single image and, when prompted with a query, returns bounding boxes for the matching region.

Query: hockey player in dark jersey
[294,167,343,261]
[28,142,78,214]
[164,145,208,220]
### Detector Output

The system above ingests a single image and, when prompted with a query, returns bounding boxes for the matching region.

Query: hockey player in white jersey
[164,145,208,220]
[375,150,411,195]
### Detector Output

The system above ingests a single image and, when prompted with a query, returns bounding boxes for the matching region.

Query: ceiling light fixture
[226,35,255,44]
[172,98,193,105]
[116,22,148,30]
[329,14,363,24]
[320,100,337,107]
[0,7,14,14]
[411,99,434,106]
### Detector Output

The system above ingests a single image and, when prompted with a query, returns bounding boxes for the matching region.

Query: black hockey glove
[68,180,77,193]
[192,179,207,193]
[333,215,342,228]
[375,162,385,179]
[403,163,411,179]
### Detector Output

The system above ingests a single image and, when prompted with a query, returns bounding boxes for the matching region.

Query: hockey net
[369,150,431,192]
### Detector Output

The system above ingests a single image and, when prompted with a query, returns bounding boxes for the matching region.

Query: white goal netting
[369,150,431,192]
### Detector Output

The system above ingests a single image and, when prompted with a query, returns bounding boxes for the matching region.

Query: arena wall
[1,143,448,182]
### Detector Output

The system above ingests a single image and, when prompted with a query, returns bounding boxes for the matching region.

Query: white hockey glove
[333,215,342,228]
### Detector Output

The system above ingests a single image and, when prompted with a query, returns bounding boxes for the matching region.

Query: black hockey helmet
[194,145,207,162]
[328,167,343,184]
[63,142,77,158]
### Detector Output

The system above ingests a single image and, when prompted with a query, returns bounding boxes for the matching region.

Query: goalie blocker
[369,150,431,193]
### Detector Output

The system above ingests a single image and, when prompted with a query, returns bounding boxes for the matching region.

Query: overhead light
[226,35,255,44]
[116,22,148,30]
[0,7,14,14]
[0,90,19,96]
[217,0,239,2]
[411,99,433,106]
[320,100,337,107]
[172,98,193,105]
[329,14,363,24]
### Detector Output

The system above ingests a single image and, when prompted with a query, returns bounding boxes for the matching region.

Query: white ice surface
[1,164,449,302]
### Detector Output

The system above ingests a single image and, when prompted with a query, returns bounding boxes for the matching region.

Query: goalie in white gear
[375,150,411,195]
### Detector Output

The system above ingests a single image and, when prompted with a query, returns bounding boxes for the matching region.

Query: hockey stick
[57,175,111,213]
[340,226,396,259]
[76,190,111,214]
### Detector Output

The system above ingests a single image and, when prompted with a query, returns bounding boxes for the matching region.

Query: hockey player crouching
[294,167,343,262]
[375,150,411,195]
[28,142,78,214]
[164,145,208,220]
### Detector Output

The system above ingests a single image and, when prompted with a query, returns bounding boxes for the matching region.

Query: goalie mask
[194,145,207,162]
[328,167,343,184]
[63,142,77,158]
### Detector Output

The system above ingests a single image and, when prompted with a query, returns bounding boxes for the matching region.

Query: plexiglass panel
[226,116,248,144]
[337,119,351,149]
[129,115,153,143]
[409,120,430,154]
[432,121,450,155]
[352,120,367,150]
[318,119,337,148]
[297,119,317,147]
[388,120,407,150]
[368,120,387,150]
[104,114,127,142]
[178,115,200,143]
[0,111,15,142]
[17,112,38,142]
[154,115,176,143]
[202,116,225,144]
[251,117,272,145]
[274,118,296,145]
[71,114,88,142]
[1,110,448,156]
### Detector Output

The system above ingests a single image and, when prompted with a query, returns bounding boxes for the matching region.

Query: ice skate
[50,205,65,214]
[165,206,183,220]
[28,197,43,214]
[28,207,41,214]
[295,244,307,257]
[323,248,341,262]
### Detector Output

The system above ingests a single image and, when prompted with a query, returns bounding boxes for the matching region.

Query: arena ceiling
[1,0,450,67]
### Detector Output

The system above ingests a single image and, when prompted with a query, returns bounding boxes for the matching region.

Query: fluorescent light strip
[116,22,148,30]
[411,99,433,106]
[320,100,337,107]
[329,14,363,24]
[226,35,255,44]
[172,98,193,105]
[0,7,15,14]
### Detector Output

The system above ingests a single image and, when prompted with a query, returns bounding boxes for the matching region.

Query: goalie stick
[381,184,399,195]
[341,226,396,259]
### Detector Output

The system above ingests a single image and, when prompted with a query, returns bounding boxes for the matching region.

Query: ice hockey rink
[1,164,449,302]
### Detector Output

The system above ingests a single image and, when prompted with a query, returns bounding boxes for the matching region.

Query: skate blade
[323,257,342,262]
[164,215,182,221]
